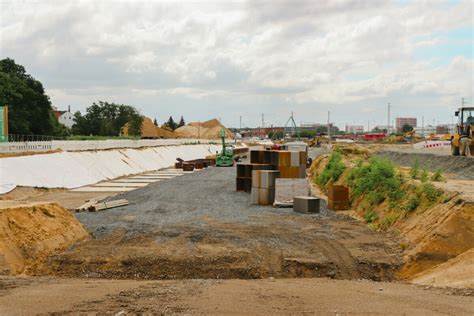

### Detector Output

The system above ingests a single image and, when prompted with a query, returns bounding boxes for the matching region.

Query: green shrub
[420,169,429,182]
[410,159,420,179]
[422,182,442,202]
[364,210,378,223]
[405,196,420,212]
[316,148,345,188]
[431,169,444,182]
[347,157,404,205]
[382,213,399,227]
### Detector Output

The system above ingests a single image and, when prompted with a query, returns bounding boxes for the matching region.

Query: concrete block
[293,196,320,213]
[274,178,309,207]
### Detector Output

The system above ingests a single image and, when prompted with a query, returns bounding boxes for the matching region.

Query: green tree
[165,116,178,130]
[71,101,143,137]
[153,118,158,126]
[0,58,64,135]
[402,124,414,133]
[178,115,185,127]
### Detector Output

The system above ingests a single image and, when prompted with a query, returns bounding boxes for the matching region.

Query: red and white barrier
[413,141,451,150]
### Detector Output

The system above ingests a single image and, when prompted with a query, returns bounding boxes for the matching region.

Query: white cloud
[0,0,472,127]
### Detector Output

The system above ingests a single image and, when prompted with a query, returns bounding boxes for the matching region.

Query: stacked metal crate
[236,163,271,192]
[277,151,307,178]
[327,185,350,210]
[251,170,280,205]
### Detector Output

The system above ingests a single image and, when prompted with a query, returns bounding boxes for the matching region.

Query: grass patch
[410,159,420,179]
[363,210,378,223]
[315,148,345,189]
[347,157,404,206]
[431,169,444,182]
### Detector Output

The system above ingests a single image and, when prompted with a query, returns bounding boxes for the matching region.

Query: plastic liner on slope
[0,144,220,194]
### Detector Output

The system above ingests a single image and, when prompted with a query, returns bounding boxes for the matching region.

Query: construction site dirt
[32,166,403,281]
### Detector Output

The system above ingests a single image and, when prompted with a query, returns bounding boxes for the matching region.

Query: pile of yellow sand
[122,117,175,138]
[0,203,89,275]
[410,248,474,288]
[175,118,234,139]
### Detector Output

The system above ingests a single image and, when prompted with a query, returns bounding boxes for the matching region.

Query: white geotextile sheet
[0,144,219,194]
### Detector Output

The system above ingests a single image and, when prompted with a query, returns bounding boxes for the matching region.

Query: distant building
[373,125,393,133]
[53,105,74,128]
[345,125,364,134]
[300,123,333,131]
[396,117,417,130]
[414,125,436,135]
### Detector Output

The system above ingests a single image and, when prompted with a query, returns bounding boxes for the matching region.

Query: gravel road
[77,166,330,237]
[376,150,474,180]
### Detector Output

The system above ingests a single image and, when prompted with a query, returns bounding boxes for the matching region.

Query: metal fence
[0,137,219,154]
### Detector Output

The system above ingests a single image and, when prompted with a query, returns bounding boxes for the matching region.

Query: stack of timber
[327,185,350,210]
[251,170,280,205]
[76,199,129,212]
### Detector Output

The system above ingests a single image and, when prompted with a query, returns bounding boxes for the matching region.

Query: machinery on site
[451,106,474,156]
[216,128,235,167]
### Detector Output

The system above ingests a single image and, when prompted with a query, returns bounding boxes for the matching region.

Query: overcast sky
[1,0,472,129]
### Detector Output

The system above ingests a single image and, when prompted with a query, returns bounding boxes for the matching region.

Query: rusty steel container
[328,185,349,202]
[252,170,280,189]
[327,199,350,211]
[182,163,194,171]
[251,187,276,205]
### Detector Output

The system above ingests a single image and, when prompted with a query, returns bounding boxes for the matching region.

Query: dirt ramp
[0,203,89,275]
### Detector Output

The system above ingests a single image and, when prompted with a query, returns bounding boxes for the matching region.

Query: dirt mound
[410,248,474,288]
[0,186,66,201]
[376,151,474,180]
[398,202,474,279]
[175,118,234,139]
[0,203,89,275]
[122,117,175,138]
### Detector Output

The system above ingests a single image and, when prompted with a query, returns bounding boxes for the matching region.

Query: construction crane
[451,105,474,156]
[216,128,234,167]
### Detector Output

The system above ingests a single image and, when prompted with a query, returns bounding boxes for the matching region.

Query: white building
[54,105,75,128]
[345,125,364,134]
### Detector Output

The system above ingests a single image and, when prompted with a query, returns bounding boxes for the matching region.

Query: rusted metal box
[251,187,276,205]
[327,185,349,201]
[252,170,280,189]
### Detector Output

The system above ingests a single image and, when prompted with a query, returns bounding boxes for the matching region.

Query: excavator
[451,107,474,156]
[216,128,235,166]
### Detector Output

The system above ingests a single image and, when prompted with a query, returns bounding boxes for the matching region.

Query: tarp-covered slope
[0,144,219,194]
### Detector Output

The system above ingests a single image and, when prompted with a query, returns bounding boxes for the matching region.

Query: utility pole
[327,111,331,138]
[367,120,370,133]
[387,102,391,134]
[421,116,424,139]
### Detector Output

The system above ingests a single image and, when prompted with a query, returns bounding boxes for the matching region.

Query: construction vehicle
[216,128,235,167]
[451,107,474,156]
